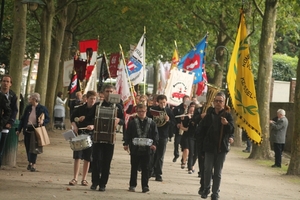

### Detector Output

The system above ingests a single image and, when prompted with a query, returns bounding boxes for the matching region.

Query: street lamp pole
[0,0,5,44]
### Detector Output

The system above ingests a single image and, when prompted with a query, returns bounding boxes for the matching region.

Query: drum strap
[134,117,151,138]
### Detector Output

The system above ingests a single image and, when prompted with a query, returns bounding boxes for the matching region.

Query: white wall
[272,81,290,102]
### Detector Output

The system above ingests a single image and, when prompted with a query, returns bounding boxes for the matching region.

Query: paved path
[0,130,300,200]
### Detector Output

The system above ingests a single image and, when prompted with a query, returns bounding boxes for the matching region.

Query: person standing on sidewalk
[90,85,124,191]
[270,109,288,168]
[123,103,159,193]
[149,94,175,182]
[199,92,234,200]
[69,90,96,186]
[0,75,17,167]
[172,95,190,163]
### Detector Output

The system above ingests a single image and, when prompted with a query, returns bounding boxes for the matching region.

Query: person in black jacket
[172,95,190,163]
[123,103,159,193]
[199,92,234,200]
[0,75,16,167]
[16,93,50,172]
[90,85,124,191]
[148,94,175,182]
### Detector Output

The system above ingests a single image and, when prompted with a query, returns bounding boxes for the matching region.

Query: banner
[63,60,74,87]
[164,69,195,106]
[170,48,179,70]
[79,39,98,66]
[116,58,133,112]
[178,35,207,84]
[109,52,120,78]
[227,12,262,144]
[74,59,87,81]
[126,34,145,85]
[68,72,81,99]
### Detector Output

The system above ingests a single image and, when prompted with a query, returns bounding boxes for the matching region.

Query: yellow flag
[170,48,179,70]
[227,12,262,144]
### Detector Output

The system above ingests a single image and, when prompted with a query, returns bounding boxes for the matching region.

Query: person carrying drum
[69,90,97,186]
[90,84,124,192]
[123,103,159,193]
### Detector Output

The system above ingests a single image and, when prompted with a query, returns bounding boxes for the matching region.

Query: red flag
[74,59,87,81]
[196,64,208,96]
[79,39,98,65]
[109,53,120,78]
[68,73,81,98]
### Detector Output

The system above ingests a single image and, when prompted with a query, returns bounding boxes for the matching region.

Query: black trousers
[154,138,168,178]
[129,154,150,188]
[274,143,284,167]
[173,134,182,158]
[91,143,114,187]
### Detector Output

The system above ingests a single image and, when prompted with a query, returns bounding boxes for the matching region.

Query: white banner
[164,69,195,106]
[84,64,97,94]
[63,60,74,87]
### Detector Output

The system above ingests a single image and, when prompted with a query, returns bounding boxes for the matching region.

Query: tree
[287,50,300,175]
[250,0,278,159]
[9,1,27,104]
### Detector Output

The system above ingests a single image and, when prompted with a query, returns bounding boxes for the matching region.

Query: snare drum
[69,134,92,151]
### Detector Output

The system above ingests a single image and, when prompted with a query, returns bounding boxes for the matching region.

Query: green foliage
[272,54,297,81]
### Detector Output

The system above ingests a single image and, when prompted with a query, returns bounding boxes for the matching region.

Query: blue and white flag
[178,35,207,84]
[126,34,145,85]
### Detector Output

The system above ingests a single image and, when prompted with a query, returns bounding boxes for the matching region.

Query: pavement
[1,129,300,200]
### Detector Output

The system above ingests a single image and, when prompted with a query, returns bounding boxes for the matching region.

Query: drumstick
[78,127,88,130]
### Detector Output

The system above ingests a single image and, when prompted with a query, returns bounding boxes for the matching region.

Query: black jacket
[1,89,18,128]
[199,107,234,153]
[125,117,159,155]
[0,93,11,132]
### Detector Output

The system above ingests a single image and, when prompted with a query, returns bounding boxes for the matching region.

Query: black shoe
[128,186,135,192]
[90,184,97,190]
[30,167,36,172]
[211,193,219,200]
[200,188,210,199]
[155,176,163,182]
[271,164,281,168]
[198,187,204,195]
[242,149,250,153]
[27,165,32,170]
[99,186,106,192]
[172,157,178,162]
[142,187,150,193]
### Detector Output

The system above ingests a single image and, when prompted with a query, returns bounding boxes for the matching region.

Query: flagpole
[103,51,112,84]
[119,44,136,106]
[143,26,146,95]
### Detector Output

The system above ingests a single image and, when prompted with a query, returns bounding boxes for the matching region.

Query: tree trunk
[35,0,55,105]
[9,0,27,101]
[287,51,300,175]
[250,0,278,159]
[25,57,34,99]
[45,0,68,129]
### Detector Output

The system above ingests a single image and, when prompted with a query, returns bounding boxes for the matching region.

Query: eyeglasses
[214,100,224,103]
[105,90,113,93]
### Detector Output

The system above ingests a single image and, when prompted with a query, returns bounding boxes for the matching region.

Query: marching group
[0,79,288,200]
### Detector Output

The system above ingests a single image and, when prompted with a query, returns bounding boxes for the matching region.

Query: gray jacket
[270,116,288,144]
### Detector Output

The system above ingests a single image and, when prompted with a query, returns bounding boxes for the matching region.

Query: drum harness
[133,117,153,147]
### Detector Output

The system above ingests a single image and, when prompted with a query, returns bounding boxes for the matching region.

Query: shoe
[69,179,77,186]
[172,157,178,162]
[99,186,106,192]
[188,170,193,174]
[242,149,250,153]
[90,184,97,190]
[30,168,36,172]
[128,186,135,192]
[81,180,88,186]
[181,162,186,169]
[211,193,219,200]
[198,187,204,195]
[27,165,32,170]
[271,164,281,168]
[142,187,150,193]
[155,176,163,182]
[200,188,211,199]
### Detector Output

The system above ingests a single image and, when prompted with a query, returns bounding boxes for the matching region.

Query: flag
[227,12,262,144]
[68,72,81,99]
[159,61,171,93]
[196,63,208,96]
[109,52,120,78]
[73,59,87,81]
[98,56,110,91]
[178,35,207,84]
[171,48,179,70]
[126,34,145,85]
[116,58,133,112]
[79,39,98,65]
